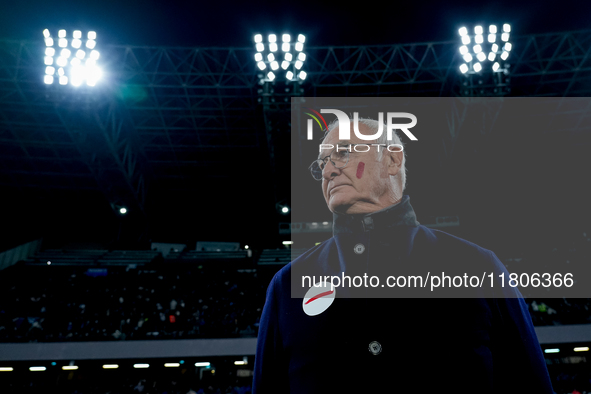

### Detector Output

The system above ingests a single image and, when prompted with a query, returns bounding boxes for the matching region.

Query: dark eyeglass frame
[308,144,387,181]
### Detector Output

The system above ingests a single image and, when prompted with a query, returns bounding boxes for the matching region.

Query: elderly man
[252,118,553,393]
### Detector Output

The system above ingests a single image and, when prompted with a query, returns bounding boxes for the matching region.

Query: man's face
[320,123,402,215]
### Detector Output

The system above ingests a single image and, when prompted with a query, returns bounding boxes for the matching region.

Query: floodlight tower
[253,32,307,222]
[457,24,512,96]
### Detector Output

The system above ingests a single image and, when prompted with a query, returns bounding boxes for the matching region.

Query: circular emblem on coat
[368,341,382,355]
[302,281,336,316]
[354,243,365,254]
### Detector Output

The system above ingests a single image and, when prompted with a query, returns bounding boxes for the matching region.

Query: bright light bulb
[473,45,482,53]
[504,42,512,51]
[492,43,499,52]
[463,53,473,62]
[459,45,468,55]
[489,25,497,34]
[256,43,264,52]
[501,33,509,42]
[286,70,294,80]
[282,34,290,42]
[501,51,509,60]
[44,75,53,84]
[88,31,96,40]
[56,57,67,67]
[473,62,482,72]
[254,53,263,62]
[45,47,55,56]
[72,39,81,48]
[86,40,96,49]
[281,43,290,52]
[267,53,275,62]
[45,38,53,47]
[269,43,278,52]
[59,75,68,85]
[477,52,486,62]
[70,58,81,66]
[58,67,64,76]
[474,26,483,35]
[43,29,50,38]
[254,34,262,43]
[58,38,67,48]
[284,53,293,61]
[295,42,303,51]
[503,24,511,32]
[257,61,266,70]
[61,49,71,58]
[45,66,55,75]
[90,50,100,60]
[492,62,500,71]
[459,64,468,74]
[76,50,85,59]
[475,35,483,44]
[298,70,307,80]
[488,52,496,61]
[268,34,277,43]
[461,36,470,45]
[281,60,289,69]
[270,61,279,70]
[297,34,305,43]
[73,30,81,39]
[488,34,495,43]
[58,29,66,38]
[297,52,306,61]
[44,57,53,65]
[459,27,468,36]
[295,60,303,69]
[267,71,275,81]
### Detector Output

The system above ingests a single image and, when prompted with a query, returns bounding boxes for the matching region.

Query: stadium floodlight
[253,32,308,82]
[195,362,210,367]
[298,70,307,80]
[62,366,78,370]
[133,364,149,369]
[457,23,512,74]
[102,364,119,369]
[492,62,500,71]
[42,29,101,86]
[30,367,46,371]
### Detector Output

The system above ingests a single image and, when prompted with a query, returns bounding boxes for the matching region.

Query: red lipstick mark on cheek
[356,162,365,179]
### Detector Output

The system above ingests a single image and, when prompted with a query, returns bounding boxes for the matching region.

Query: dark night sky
[1,0,590,47]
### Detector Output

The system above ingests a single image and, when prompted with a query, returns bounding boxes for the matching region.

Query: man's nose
[322,160,341,180]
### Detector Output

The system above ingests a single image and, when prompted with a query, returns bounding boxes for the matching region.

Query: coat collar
[332,195,420,235]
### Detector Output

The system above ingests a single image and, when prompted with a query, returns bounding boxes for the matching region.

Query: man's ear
[387,150,403,177]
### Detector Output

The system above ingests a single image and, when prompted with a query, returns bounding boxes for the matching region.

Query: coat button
[354,243,365,254]
[368,341,382,355]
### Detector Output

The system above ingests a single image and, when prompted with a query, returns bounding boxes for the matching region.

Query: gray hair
[323,116,407,191]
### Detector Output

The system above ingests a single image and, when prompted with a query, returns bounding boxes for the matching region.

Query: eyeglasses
[308,144,386,181]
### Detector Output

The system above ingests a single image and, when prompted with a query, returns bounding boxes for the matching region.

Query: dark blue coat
[253,195,553,393]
